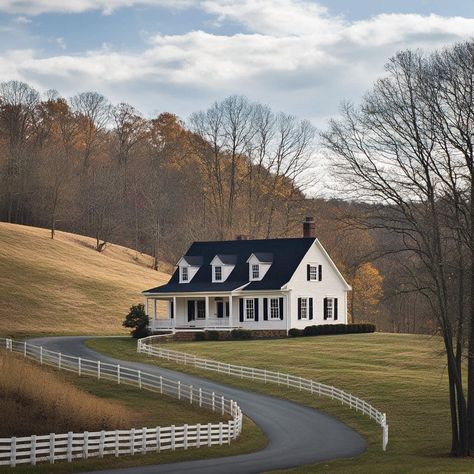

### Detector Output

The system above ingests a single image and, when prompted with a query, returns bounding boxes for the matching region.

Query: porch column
[153,299,157,321]
[205,296,209,321]
[173,296,177,331]
[228,295,233,328]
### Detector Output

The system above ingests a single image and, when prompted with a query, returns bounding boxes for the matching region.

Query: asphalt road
[30,336,366,474]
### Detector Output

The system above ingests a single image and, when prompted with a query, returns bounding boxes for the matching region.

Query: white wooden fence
[138,335,389,451]
[0,338,243,468]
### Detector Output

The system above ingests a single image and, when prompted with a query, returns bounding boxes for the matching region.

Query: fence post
[156,427,161,452]
[58,352,61,370]
[40,347,43,365]
[49,433,55,464]
[130,428,135,455]
[212,392,215,411]
[114,430,119,457]
[196,424,201,448]
[171,425,176,451]
[160,375,163,394]
[199,388,202,407]
[97,361,101,380]
[83,431,89,459]
[138,370,142,389]
[183,424,188,450]
[30,434,37,466]
[178,381,181,400]
[78,357,81,376]
[67,431,73,462]
[23,341,26,357]
[142,427,147,454]
[218,422,223,445]
[10,437,16,468]
[221,395,225,415]
[117,365,121,384]
[228,420,232,445]
[207,423,212,447]
[99,431,105,458]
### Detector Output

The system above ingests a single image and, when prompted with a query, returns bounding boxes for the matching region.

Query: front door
[217,301,224,318]
[187,300,195,321]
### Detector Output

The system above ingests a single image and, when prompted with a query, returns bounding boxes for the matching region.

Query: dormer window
[178,255,202,283]
[252,264,259,279]
[181,267,188,282]
[211,255,236,283]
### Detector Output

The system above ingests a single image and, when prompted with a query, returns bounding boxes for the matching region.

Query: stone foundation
[152,329,288,342]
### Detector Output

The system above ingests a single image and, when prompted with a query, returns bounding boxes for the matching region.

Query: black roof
[215,254,237,265]
[145,237,315,294]
[181,255,203,266]
[252,252,274,263]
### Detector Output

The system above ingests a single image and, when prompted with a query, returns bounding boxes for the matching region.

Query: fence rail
[138,335,388,450]
[0,338,243,467]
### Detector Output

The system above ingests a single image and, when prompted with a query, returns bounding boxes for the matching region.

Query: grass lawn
[0,223,169,337]
[87,334,474,473]
[0,356,266,473]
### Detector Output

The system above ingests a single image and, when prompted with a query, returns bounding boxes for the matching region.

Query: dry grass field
[0,223,169,336]
[0,350,133,436]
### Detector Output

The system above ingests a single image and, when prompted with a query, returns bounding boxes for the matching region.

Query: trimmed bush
[296,323,375,338]
[194,332,206,341]
[122,304,150,339]
[206,330,220,341]
[230,329,252,340]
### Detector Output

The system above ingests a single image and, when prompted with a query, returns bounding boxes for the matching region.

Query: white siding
[287,241,349,329]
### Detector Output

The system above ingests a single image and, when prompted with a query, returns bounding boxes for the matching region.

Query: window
[197,300,206,319]
[300,297,308,319]
[245,299,255,320]
[309,265,318,281]
[252,264,260,279]
[326,298,334,319]
[214,266,222,281]
[181,267,188,282]
[270,298,280,319]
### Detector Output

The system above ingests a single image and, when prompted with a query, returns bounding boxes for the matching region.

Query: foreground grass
[88,334,474,473]
[0,352,266,473]
[0,223,169,337]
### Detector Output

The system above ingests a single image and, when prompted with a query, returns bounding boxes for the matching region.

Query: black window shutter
[263,298,268,321]
[170,301,174,319]
[318,265,322,281]
[297,298,302,320]
[323,298,328,320]
[254,298,259,321]
[309,298,313,320]
[187,300,195,321]
[226,302,230,317]
[307,264,311,281]
[239,298,244,322]
[279,297,284,320]
[334,298,338,320]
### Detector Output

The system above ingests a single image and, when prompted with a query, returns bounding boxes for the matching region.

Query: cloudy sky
[0,0,473,128]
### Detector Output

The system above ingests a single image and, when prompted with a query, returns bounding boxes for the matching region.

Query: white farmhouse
[144,218,351,336]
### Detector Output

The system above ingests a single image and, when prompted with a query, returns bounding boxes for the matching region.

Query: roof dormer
[246,253,273,281]
[210,254,236,283]
[177,255,203,283]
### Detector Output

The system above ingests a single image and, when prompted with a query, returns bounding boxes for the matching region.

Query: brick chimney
[235,234,249,240]
[303,216,315,238]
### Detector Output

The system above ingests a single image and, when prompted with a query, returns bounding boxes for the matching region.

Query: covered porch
[145,294,238,332]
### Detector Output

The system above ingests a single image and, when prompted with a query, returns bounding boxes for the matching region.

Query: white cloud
[14,15,31,24]
[0,0,193,15]
[0,0,473,129]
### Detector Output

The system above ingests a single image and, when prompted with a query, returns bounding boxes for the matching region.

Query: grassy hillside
[88,334,474,473]
[0,223,169,336]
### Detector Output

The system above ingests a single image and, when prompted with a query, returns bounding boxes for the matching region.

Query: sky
[0,0,473,129]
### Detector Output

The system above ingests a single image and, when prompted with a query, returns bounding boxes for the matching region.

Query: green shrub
[230,329,252,340]
[122,304,149,339]
[296,323,375,338]
[206,330,220,341]
[194,332,206,341]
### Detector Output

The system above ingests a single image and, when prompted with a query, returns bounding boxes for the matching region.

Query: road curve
[29,336,366,474]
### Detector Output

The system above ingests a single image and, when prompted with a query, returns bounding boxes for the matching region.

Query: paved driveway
[30,336,366,474]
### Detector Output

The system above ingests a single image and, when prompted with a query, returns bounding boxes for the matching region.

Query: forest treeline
[0,81,432,334]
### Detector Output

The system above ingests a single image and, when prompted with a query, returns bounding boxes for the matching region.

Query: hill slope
[0,223,169,336]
